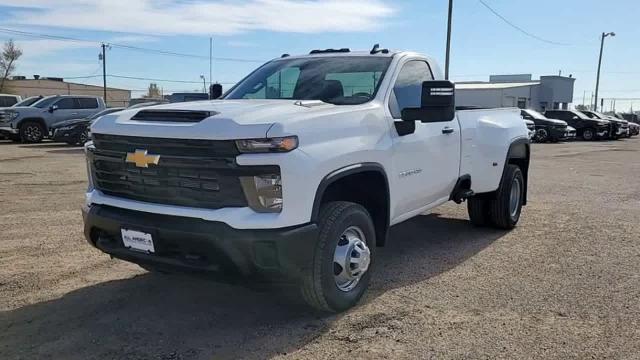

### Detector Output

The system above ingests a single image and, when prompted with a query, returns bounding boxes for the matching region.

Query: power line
[477,0,571,46]
[0,27,266,63]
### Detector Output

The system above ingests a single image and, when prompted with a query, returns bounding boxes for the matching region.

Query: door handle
[442,127,455,134]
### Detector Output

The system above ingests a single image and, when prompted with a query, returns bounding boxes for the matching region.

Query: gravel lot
[1,138,639,359]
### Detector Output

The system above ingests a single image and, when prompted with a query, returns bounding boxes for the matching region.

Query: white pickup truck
[83,46,530,312]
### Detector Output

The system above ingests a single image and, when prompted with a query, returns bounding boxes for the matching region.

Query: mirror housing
[401,80,455,123]
[209,83,223,99]
[48,105,58,113]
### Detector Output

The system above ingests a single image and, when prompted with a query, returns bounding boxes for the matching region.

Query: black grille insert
[90,134,278,209]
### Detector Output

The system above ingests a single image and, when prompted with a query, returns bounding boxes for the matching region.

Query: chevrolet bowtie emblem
[125,149,160,168]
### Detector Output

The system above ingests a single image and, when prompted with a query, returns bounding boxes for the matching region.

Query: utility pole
[209,37,213,87]
[594,32,615,111]
[101,43,107,102]
[444,0,453,80]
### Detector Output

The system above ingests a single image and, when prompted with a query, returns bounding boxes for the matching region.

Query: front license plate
[121,229,155,253]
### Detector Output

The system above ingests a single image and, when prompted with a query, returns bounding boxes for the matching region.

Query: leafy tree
[0,39,22,92]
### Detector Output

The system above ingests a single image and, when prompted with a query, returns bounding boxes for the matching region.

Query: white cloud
[0,0,395,35]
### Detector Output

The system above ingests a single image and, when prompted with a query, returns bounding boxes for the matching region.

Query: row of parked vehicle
[0,95,167,145]
[520,108,639,143]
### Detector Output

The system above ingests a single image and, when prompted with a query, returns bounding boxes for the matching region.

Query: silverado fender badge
[126,149,161,168]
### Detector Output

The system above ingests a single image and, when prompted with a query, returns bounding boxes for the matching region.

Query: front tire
[19,121,45,143]
[488,165,524,229]
[582,128,595,141]
[300,201,375,312]
[535,128,549,142]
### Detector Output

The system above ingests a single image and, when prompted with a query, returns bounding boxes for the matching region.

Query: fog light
[240,174,282,213]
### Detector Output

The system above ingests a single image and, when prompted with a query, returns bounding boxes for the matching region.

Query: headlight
[240,174,283,213]
[85,141,95,192]
[58,126,73,131]
[236,136,298,153]
[7,111,19,120]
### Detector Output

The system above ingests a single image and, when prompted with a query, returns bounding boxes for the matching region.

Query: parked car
[0,95,106,143]
[520,109,568,142]
[566,126,577,140]
[544,110,610,141]
[628,122,639,137]
[50,107,125,145]
[83,47,531,312]
[0,94,21,107]
[581,110,629,140]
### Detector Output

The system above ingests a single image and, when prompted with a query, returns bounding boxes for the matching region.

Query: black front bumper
[51,127,83,142]
[83,204,318,284]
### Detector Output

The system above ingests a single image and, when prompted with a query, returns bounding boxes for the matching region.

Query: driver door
[388,60,461,219]
[49,98,80,127]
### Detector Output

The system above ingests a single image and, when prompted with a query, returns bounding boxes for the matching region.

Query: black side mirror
[209,83,223,99]
[401,80,455,123]
[49,105,58,113]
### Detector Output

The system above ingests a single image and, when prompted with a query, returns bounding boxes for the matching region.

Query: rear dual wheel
[467,165,524,229]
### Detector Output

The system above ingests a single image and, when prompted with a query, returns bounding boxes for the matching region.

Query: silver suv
[0,95,106,143]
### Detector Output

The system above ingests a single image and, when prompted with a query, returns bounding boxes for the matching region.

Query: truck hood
[91,99,353,140]
[0,106,45,116]
[544,118,567,126]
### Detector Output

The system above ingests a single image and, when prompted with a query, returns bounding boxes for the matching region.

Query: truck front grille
[90,134,278,209]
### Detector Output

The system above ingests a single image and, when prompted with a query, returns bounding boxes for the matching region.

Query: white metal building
[456,74,575,112]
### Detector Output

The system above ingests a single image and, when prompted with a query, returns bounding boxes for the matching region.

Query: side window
[0,96,17,107]
[75,98,99,109]
[389,60,434,119]
[54,98,75,109]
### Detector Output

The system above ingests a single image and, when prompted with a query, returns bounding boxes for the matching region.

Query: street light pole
[594,31,615,111]
[444,0,453,80]
[200,75,206,93]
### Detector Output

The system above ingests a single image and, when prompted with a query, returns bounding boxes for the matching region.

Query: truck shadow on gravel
[0,213,507,360]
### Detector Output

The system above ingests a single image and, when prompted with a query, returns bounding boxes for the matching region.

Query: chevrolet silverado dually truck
[82,46,530,312]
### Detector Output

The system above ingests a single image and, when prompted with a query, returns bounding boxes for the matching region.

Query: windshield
[32,96,59,109]
[13,96,42,107]
[584,111,606,119]
[225,56,393,105]
[88,108,123,120]
[573,111,593,120]
[523,109,547,120]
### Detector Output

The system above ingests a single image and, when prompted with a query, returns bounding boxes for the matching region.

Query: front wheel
[78,129,89,145]
[582,128,595,141]
[300,201,375,312]
[535,128,549,142]
[19,121,45,143]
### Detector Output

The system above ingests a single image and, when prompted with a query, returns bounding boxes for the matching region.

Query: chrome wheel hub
[509,177,522,218]
[333,226,370,292]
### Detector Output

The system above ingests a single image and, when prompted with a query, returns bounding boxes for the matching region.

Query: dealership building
[4,76,131,107]
[456,74,576,112]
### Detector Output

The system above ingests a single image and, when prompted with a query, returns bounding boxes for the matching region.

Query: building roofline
[6,78,130,92]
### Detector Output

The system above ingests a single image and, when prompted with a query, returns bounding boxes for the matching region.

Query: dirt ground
[1,138,639,360]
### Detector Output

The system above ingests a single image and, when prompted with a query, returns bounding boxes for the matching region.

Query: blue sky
[0,0,639,111]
